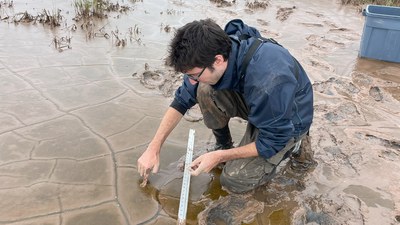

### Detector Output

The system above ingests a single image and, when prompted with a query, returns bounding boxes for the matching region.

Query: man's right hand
[136,107,184,180]
[137,144,160,178]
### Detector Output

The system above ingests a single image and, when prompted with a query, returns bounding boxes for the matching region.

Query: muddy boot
[289,135,317,172]
[197,194,263,225]
[209,125,234,152]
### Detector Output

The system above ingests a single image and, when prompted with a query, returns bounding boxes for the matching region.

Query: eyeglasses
[186,67,206,82]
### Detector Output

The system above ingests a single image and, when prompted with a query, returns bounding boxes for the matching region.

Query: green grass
[73,0,109,18]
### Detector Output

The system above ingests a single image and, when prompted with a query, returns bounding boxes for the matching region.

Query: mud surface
[0,0,399,225]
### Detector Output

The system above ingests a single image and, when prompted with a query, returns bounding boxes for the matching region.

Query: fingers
[137,160,151,177]
[191,156,201,167]
[190,166,202,176]
[190,159,205,176]
[152,162,159,174]
[137,162,143,176]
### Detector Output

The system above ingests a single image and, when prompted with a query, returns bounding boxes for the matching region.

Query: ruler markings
[177,129,195,225]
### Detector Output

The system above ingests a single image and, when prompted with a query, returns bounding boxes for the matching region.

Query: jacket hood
[224,19,262,39]
[212,19,262,91]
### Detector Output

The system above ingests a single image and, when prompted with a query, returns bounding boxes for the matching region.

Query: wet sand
[0,0,399,224]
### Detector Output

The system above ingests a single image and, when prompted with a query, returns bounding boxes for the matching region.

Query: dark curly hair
[166,19,232,73]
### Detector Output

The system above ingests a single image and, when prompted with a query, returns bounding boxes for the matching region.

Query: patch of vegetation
[109,24,142,47]
[209,0,236,7]
[51,35,72,52]
[341,0,400,6]
[35,9,63,27]
[73,0,131,21]
[0,0,14,20]
[246,0,269,9]
[159,8,184,15]
[0,0,13,8]
[160,23,174,33]
[12,9,63,27]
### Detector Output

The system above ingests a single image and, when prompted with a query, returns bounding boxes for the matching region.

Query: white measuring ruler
[177,129,195,225]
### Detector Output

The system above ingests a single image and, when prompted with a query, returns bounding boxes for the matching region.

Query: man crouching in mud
[137,18,314,194]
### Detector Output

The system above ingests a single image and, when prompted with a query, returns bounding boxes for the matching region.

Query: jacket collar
[211,39,242,92]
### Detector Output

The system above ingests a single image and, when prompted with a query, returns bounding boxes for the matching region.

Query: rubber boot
[289,135,317,172]
[210,125,234,151]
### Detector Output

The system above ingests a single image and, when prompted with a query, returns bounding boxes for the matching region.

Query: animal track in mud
[276,6,296,21]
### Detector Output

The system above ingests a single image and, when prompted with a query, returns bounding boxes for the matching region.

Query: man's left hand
[190,150,223,176]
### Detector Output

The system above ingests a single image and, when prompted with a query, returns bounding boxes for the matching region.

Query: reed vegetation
[341,0,400,6]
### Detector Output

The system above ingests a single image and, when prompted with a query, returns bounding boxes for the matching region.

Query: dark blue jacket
[171,19,313,159]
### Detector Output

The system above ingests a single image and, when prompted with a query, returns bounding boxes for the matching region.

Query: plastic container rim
[364,4,400,19]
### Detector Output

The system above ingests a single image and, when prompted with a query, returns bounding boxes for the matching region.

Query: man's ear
[214,54,225,65]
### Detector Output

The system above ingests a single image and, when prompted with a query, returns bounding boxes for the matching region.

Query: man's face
[184,55,227,85]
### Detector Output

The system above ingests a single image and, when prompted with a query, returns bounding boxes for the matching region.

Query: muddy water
[1,0,400,225]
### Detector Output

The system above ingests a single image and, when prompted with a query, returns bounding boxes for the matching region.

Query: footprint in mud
[134,64,184,97]
[306,34,345,51]
[198,194,264,225]
[256,18,281,39]
[351,72,374,87]
[293,195,363,225]
[276,6,296,21]
[259,28,280,39]
[256,19,269,26]
[379,149,400,161]
[313,77,360,97]
[307,57,335,72]
[140,70,165,89]
[324,102,365,124]
[369,86,383,101]
[344,185,395,209]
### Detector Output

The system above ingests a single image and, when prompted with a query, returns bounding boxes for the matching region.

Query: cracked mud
[1,0,399,225]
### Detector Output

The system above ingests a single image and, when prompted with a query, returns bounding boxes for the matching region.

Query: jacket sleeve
[246,46,298,159]
[170,75,198,115]
[251,79,297,159]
